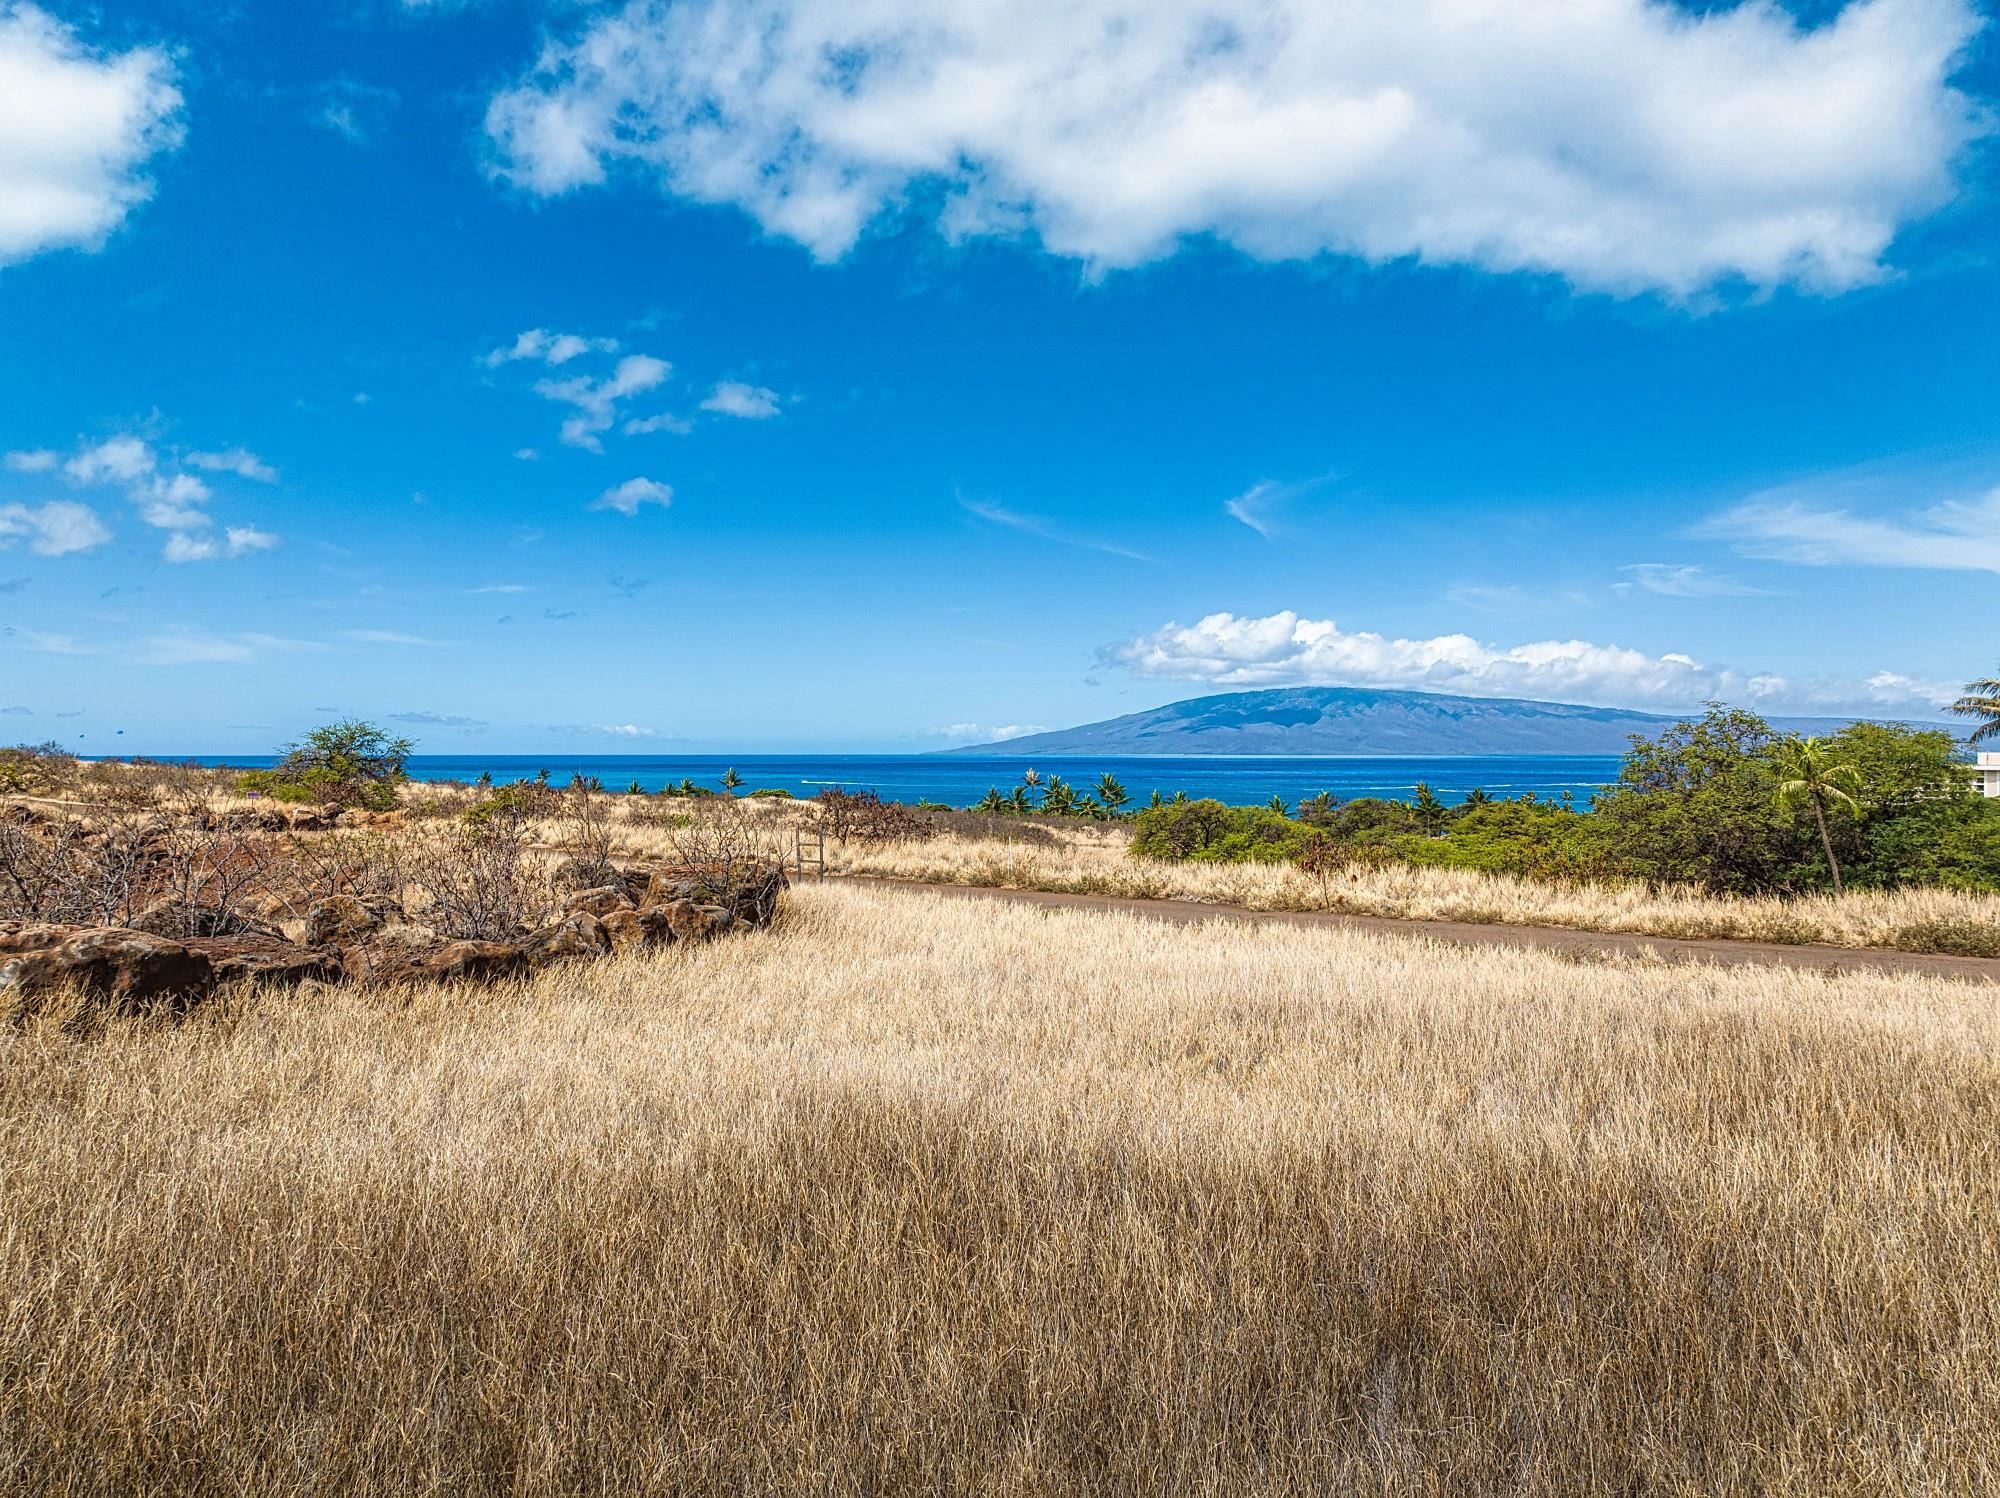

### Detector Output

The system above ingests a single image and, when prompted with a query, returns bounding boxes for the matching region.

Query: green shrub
[1890,919,2000,958]
[1132,800,1322,863]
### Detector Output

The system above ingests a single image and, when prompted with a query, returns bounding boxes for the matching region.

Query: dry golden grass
[607,799,2000,953]
[4,882,1997,1494]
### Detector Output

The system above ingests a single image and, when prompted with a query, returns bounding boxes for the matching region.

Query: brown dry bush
[400,808,556,940]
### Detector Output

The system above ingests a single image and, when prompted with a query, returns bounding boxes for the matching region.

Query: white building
[1978,752,2000,799]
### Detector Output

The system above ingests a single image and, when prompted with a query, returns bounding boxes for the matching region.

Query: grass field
[610,799,2000,955]
[4,880,1995,1494]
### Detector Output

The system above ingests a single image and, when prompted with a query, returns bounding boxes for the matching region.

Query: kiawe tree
[1771,736,1864,895]
[242,719,414,810]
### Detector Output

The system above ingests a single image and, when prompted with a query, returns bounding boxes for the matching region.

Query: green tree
[627,780,645,795]
[1267,794,1289,818]
[1095,773,1130,814]
[1009,785,1031,813]
[475,769,493,790]
[1411,781,1447,835]
[1770,736,1864,894]
[721,767,744,794]
[1950,671,2000,744]
[974,787,1008,814]
[1590,706,1794,894]
[1042,777,1078,816]
[242,719,414,810]
[1296,791,1337,826]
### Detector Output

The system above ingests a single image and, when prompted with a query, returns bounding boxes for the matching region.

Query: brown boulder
[185,937,342,990]
[562,884,635,919]
[0,922,81,955]
[660,899,733,944]
[0,928,215,1014]
[600,906,673,954]
[526,913,610,966]
[426,940,533,984]
[642,862,787,927]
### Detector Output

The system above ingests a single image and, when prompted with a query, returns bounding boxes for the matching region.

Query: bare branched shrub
[402,810,554,940]
[274,832,404,913]
[551,784,620,891]
[917,809,1059,848]
[667,802,786,898]
[816,789,936,844]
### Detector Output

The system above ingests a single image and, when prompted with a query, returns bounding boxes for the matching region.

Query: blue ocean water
[183,753,1625,809]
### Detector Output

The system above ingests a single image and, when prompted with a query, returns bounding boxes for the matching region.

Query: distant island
[948,686,1938,757]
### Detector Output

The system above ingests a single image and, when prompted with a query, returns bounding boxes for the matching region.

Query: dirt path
[850,877,2000,984]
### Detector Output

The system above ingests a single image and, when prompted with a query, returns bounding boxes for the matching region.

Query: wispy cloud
[136,630,323,666]
[962,497,1150,562]
[1444,583,1594,618]
[551,722,659,739]
[1703,483,2000,573]
[3,449,59,473]
[313,78,399,146]
[342,629,452,646]
[386,710,488,728]
[186,447,279,483]
[1616,563,1771,598]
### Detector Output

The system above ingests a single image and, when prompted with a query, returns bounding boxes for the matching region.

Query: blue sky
[1,0,1996,753]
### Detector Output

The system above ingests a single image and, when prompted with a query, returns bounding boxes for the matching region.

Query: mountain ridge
[947,687,1939,757]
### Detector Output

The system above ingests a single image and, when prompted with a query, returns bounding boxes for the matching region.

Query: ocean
[182,753,1627,809]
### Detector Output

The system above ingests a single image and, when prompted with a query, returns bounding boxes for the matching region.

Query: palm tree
[1095,773,1130,814]
[1771,736,1864,894]
[720,766,744,794]
[1042,777,1077,816]
[1009,785,1031,813]
[1412,781,1446,835]
[475,769,493,790]
[1950,672,2000,744]
[627,779,644,795]
[1267,794,1289,818]
[1464,787,1491,807]
[974,787,1007,814]
[1148,789,1165,810]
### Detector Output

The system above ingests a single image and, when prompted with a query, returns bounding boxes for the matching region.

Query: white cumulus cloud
[700,381,780,419]
[485,327,620,368]
[0,4,185,268]
[484,0,1984,296]
[537,353,672,450]
[1106,609,1953,716]
[0,500,111,556]
[64,435,155,484]
[3,449,58,473]
[590,476,673,515]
